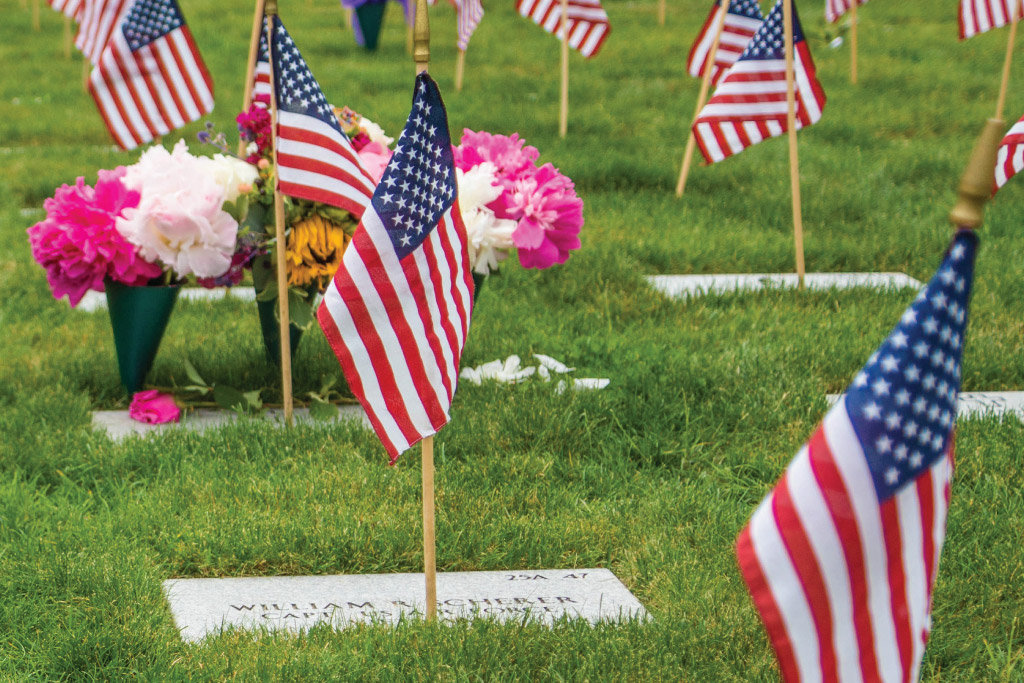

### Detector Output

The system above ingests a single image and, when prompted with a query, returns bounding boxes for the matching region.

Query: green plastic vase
[354,2,386,50]
[104,280,181,394]
[256,296,304,367]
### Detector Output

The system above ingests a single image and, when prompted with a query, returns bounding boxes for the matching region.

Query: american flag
[516,0,611,58]
[77,0,131,64]
[317,74,474,463]
[959,0,1020,40]
[88,0,214,150]
[826,0,868,24]
[251,22,271,108]
[269,15,376,218]
[737,231,978,683]
[994,113,1024,191]
[455,0,484,51]
[692,0,825,164]
[48,0,83,20]
[687,0,763,88]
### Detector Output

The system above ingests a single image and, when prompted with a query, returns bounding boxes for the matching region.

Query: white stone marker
[826,391,1024,420]
[163,568,647,642]
[92,405,371,441]
[75,287,258,313]
[646,272,922,299]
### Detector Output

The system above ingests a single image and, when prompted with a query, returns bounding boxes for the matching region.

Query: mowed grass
[1,0,1024,679]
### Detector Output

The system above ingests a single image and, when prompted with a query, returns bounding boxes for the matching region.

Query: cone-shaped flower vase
[105,280,180,394]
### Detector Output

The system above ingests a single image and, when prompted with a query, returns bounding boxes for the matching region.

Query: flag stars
[871,378,890,396]
[885,412,902,430]
[885,468,900,485]
[904,421,919,438]
[895,389,911,406]
[909,451,924,468]
[881,355,899,373]
[891,331,909,348]
[894,444,908,461]
[904,364,921,382]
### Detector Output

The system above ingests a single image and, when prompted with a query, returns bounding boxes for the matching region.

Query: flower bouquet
[27,141,258,393]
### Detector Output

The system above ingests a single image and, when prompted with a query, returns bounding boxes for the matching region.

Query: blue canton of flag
[271,17,346,133]
[268,14,375,216]
[123,0,185,52]
[739,0,804,61]
[726,0,762,20]
[846,231,977,501]
[374,78,457,261]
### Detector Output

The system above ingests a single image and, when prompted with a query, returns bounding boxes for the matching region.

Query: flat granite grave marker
[826,391,1024,420]
[163,568,647,642]
[646,272,922,299]
[92,405,371,441]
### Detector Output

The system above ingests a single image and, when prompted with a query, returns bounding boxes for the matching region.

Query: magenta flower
[27,168,162,307]
[507,164,583,269]
[128,390,180,424]
[454,130,540,182]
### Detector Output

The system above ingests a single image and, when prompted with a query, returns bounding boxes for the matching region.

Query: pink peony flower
[27,168,163,307]
[507,164,583,270]
[128,390,180,424]
[453,130,540,178]
[356,141,394,184]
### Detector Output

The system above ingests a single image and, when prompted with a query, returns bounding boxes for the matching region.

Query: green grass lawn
[2,0,1023,679]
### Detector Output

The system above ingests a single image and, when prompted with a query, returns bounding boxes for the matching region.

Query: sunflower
[285,214,352,290]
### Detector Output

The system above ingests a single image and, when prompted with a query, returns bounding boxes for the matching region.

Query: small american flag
[317,73,474,463]
[455,0,484,51]
[48,0,83,20]
[516,0,611,58]
[959,0,1019,40]
[687,0,763,88]
[737,231,978,683]
[77,0,131,64]
[994,113,1024,191]
[269,15,376,218]
[251,23,271,108]
[88,0,214,150]
[826,0,868,24]
[693,0,825,164]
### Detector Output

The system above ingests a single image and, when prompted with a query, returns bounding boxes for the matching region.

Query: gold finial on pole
[266,0,278,15]
[414,0,430,73]
[949,118,1004,229]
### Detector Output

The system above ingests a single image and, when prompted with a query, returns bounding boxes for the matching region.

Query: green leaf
[242,390,263,409]
[308,398,339,421]
[182,358,208,388]
[213,385,249,413]
[319,374,338,395]
[255,279,277,303]
[288,288,315,331]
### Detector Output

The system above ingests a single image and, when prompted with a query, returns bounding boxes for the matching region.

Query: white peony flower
[456,163,516,275]
[117,140,240,279]
[201,153,258,202]
[358,115,394,146]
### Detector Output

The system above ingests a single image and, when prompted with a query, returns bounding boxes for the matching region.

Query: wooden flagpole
[63,16,73,59]
[849,0,858,84]
[783,0,806,289]
[950,118,1004,229]
[240,0,268,156]
[675,3,728,197]
[559,0,569,138]
[264,0,295,426]
[412,0,437,622]
[82,57,90,92]
[995,0,1021,120]
[32,0,40,31]
[657,0,665,26]
[455,49,466,91]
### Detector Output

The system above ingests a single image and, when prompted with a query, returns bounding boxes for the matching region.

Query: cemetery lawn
[2,0,1024,679]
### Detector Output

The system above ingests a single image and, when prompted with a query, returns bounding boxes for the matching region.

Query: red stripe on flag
[808,428,884,682]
